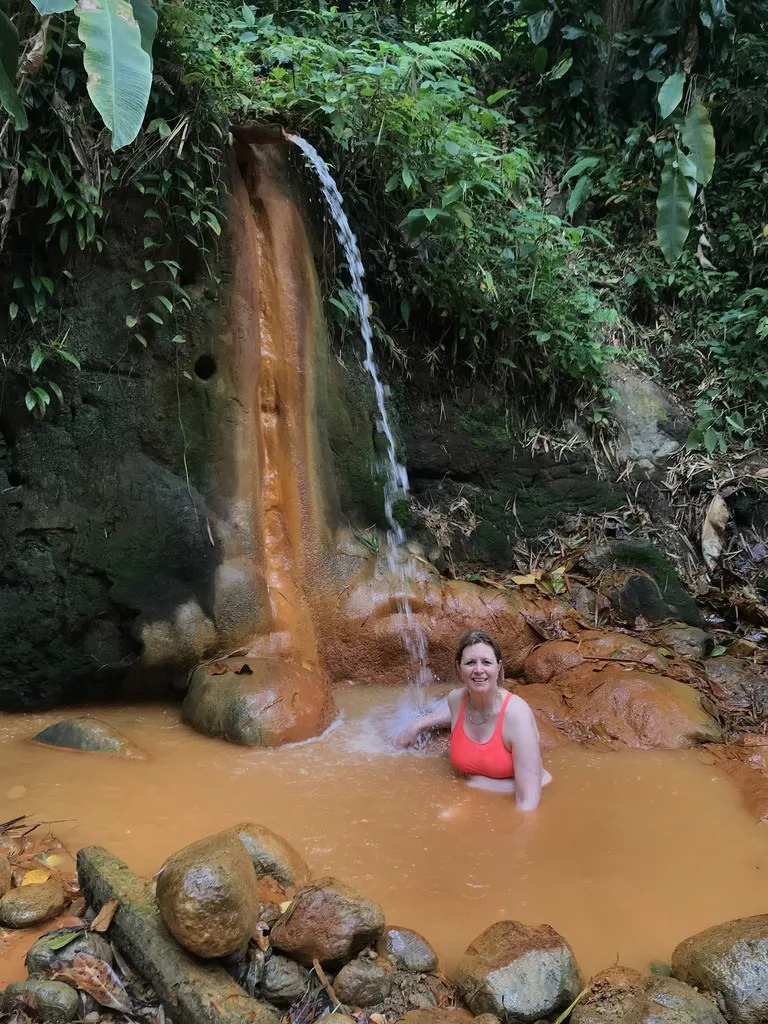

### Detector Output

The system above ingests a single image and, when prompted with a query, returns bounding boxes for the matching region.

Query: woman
[395,629,551,811]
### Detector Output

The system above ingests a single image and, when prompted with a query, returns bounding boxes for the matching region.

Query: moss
[611,543,703,625]
[458,402,512,452]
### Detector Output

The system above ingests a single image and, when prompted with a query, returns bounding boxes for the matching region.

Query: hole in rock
[6,469,21,486]
[194,354,217,381]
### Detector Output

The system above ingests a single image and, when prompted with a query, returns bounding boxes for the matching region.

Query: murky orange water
[2,686,767,982]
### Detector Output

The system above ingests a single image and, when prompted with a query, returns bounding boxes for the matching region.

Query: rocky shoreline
[1,822,766,1024]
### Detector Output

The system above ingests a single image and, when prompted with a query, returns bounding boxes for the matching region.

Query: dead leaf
[19,17,50,76]
[511,573,540,586]
[90,899,119,933]
[21,868,51,885]
[53,952,132,1012]
[702,493,729,571]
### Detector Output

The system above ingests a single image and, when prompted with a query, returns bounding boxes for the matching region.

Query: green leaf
[32,386,50,406]
[134,333,147,347]
[532,46,547,75]
[203,210,221,235]
[129,0,157,70]
[710,644,728,657]
[47,929,83,949]
[130,278,144,289]
[58,349,81,369]
[487,89,511,106]
[549,55,573,81]
[9,302,18,320]
[0,12,28,130]
[560,156,600,188]
[156,294,173,313]
[658,72,686,120]
[30,0,75,11]
[567,175,593,219]
[528,9,554,44]
[171,334,185,344]
[75,0,153,151]
[147,311,163,324]
[25,390,36,412]
[125,315,138,328]
[656,152,696,265]
[681,102,715,186]
[30,347,45,372]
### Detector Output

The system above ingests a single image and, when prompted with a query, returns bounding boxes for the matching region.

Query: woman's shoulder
[446,687,465,710]
[503,690,536,722]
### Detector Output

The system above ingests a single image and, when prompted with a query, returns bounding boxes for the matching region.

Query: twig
[312,959,346,1014]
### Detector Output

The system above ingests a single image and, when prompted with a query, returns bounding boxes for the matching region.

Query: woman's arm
[393,697,452,749]
[505,697,543,811]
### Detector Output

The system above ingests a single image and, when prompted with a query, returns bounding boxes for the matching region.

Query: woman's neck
[467,685,499,710]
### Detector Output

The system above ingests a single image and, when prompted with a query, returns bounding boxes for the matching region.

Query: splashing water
[286,132,430,690]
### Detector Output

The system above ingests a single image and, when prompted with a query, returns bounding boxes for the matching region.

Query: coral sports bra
[450,692,515,779]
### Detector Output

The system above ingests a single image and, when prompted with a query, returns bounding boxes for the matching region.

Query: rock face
[333,958,393,1006]
[572,966,726,1024]
[376,926,439,974]
[31,717,145,758]
[156,833,259,958]
[26,927,113,974]
[225,822,311,888]
[671,915,768,1024]
[455,920,583,1024]
[2,979,79,1023]
[606,363,691,465]
[183,657,336,746]
[0,881,67,927]
[270,877,385,966]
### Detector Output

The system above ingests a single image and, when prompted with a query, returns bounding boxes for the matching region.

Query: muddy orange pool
[1,686,766,982]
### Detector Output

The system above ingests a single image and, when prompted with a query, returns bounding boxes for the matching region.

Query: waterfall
[285,132,430,688]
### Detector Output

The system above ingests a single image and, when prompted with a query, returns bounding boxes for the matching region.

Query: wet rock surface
[333,957,393,1006]
[25,927,113,974]
[31,717,146,758]
[0,881,67,928]
[376,926,439,973]
[571,966,726,1024]
[156,832,259,958]
[270,876,385,966]
[226,821,311,888]
[671,914,768,1024]
[260,953,310,1006]
[0,853,11,896]
[455,920,583,1024]
[183,657,336,746]
[2,978,79,1023]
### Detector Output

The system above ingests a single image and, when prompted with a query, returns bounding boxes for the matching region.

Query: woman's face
[458,642,501,695]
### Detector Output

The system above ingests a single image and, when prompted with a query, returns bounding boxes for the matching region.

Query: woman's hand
[393,724,420,749]
[392,697,452,750]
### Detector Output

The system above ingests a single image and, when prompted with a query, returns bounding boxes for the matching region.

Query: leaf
[130,278,144,289]
[709,644,728,657]
[681,101,715,185]
[511,573,540,586]
[9,302,18,320]
[30,347,45,372]
[48,381,64,402]
[553,984,589,1024]
[567,175,593,218]
[203,210,221,235]
[560,156,599,188]
[22,868,51,885]
[25,390,37,412]
[129,0,157,70]
[90,898,119,933]
[48,929,85,950]
[30,0,75,11]
[487,88,511,106]
[53,952,132,1012]
[156,294,173,313]
[0,12,28,129]
[58,349,81,369]
[125,315,138,328]
[532,46,547,74]
[147,311,163,324]
[75,0,153,151]
[658,71,686,119]
[656,152,696,265]
[528,8,554,44]
[701,493,729,571]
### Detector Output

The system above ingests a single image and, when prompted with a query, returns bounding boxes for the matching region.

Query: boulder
[270,877,385,967]
[571,966,726,1023]
[376,926,438,974]
[0,881,67,927]
[31,717,145,758]
[606,364,691,465]
[225,822,311,888]
[672,914,768,1024]
[333,958,393,1006]
[260,954,311,1006]
[455,920,583,1024]
[0,852,11,896]
[183,657,336,746]
[654,624,712,661]
[156,833,259,958]
[2,979,79,1023]
[26,927,113,974]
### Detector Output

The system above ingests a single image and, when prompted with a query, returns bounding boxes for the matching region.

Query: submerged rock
[260,954,311,1006]
[672,914,768,1024]
[26,927,113,974]
[455,920,583,1024]
[334,957,393,1006]
[2,979,79,1023]
[225,822,311,888]
[156,832,259,958]
[183,656,336,746]
[376,926,439,974]
[270,876,385,966]
[0,881,67,927]
[572,966,726,1024]
[31,717,145,758]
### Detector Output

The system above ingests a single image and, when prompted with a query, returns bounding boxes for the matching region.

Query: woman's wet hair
[454,629,504,679]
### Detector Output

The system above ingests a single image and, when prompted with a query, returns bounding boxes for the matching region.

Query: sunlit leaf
[658,71,686,119]
[681,101,715,185]
[656,151,696,265]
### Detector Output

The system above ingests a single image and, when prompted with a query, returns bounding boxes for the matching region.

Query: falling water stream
[285,133,430,688]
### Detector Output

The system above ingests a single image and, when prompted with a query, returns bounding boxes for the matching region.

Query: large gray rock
[26,927,113,974]
[270,877,385,967]
[607,363,691,465]
[572,966,726,1024]
[2,979,79,1023]
[156,832,259,958]
[376,926,438,973]
[0,881,67,927]
[454,920,583,1024]
[333,957,393,1006]
[672,914,768,1024]
[31,717,145,758]
[225,822,311,888]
